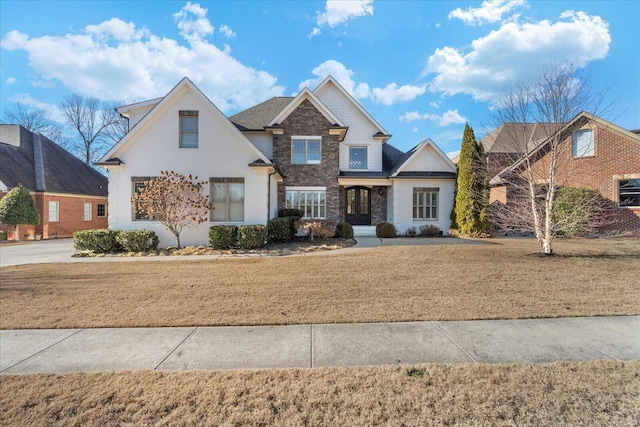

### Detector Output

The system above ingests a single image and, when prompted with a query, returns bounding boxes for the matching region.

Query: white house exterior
[97,76,456,246]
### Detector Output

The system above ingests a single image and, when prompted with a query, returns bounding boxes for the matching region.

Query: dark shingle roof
[381,143,404,174]
[229,97,294,131]
[480,123,563,153]
[0,125,107,197]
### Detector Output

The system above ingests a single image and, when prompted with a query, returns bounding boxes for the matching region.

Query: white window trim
[617,177,640,209]
[210,178,245,222]
[349,146,368,170]
[291,135,322,165]
[412,188,439,221]
[83,203,92,221]
[48,201,59,222]
[285,186,327,219]
[572,129,594,158]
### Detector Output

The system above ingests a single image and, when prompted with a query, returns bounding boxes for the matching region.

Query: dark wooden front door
[345,187,371,225]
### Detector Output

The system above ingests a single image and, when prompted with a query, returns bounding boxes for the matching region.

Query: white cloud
[5,77,16,85]
[310,0,374,37]
[411,126,418,133]
[300,60,425,106]
[399,109,467,127]
[371,83,426,106]
[425,10,611,101]
[8,93,66,123]
[219,24,236,38]
[446,150,460,160]
[0,5,285,111]
[448,0,526,26]
[429,101,439,108]
[299,60,370,99]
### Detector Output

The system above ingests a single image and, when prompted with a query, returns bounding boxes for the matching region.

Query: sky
[1,0,638,158]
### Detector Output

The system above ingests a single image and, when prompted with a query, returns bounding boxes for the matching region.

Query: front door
[345,187,371,225]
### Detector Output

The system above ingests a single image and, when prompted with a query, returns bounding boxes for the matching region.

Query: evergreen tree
[453,124,489,235]
[0,184,40,241]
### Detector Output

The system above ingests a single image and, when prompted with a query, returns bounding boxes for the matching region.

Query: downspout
[267,168,277,221]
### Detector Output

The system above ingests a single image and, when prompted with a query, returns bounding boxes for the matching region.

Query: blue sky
[1,0,638,157]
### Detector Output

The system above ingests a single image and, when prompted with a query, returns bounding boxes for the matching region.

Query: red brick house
[488,112,640,233]
[0,125,108,240]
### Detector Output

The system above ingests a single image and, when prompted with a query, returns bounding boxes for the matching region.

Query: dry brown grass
[1,360,638,425]
[1,237,639,329]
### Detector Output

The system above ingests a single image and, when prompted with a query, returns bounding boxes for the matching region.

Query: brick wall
[274,99,342,223]
[0,191,108,240]
[521,122,640,232]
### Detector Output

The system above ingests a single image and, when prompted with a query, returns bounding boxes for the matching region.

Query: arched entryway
[345,186,371,225]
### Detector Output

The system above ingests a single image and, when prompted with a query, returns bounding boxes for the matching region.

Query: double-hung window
[179,110,199,148]
[291,136,321,164]
[413,187,439,220]
[132,177,154,220]
[210,178,244,222]
[572,129,594,157]
[48,201,59,222]
[84,203,92,221]
[349,146,368,169]
[285,188,326,219]
[97,204,106,217]
[619,179,640,208]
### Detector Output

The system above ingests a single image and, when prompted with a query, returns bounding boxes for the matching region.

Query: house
[0,125,108,240]
[488,112,640,232]
[97,77,456,246]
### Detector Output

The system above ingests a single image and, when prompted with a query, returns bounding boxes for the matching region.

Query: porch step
[352,225,377,237]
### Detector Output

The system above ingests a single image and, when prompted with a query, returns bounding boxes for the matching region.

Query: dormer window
[179,110,198,148]
[291,136,321,164]
[572,129,594,157]
[349,146,368,169]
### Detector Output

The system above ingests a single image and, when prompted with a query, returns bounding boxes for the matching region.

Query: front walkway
[2,316,638,374]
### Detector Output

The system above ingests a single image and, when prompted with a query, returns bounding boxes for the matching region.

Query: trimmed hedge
[238,225,268,249]
[419,225,441,237]
[268,217,293,242]
[73,229,123,253]
[376,222,397,238]
[0,230,5,241]
[277,208,303,219]
[209,225,238,249]
[116,229,159,252]
[335,222,354,239]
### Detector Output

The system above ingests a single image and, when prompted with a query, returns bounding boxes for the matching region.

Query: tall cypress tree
[453,124,489,235]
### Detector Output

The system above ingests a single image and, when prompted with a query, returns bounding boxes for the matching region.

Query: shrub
[554,187,607,237]
[116,229,159,252]
[297,220,335,241]
[405,226,417,237]
[238,225,268,249]
[335,222,354,239]
[268,217,293,242]
[73,229,123,253]
[0,230,5,241]
[419,225,441,237]
[376,221,397,238]
[209,225,237,249]
[277,208,304,220]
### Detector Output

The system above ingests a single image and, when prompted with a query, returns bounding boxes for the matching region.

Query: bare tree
[61,93,120,164]
[491,63,609,254]
[103,102,130,143]
[3,103,52,133]
[131,171,212,248]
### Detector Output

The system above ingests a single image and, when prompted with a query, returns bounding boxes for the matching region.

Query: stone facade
[274,99,342,223]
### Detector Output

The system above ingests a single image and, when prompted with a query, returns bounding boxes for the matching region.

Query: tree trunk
[175,232,181,249]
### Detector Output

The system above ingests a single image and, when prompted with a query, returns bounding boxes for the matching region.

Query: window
[349,146,368,169]
[48,201,59,222]
[285,189,326,219]
[572,129,594,157]
[97,204,106,217]
[179,110,198,148]
[132,178,154,220]
[619,179,640,208]
[413,187,439,220]
[210,178,244,221]
[84,203,92,221]
[291,137,321,164]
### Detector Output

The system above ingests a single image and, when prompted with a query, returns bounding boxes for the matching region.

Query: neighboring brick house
[97,77,456,247]
[488,112,640,233]
[0,125,108,239]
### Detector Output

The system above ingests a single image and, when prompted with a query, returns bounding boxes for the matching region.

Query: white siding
[106,86,270,247]
[402,144,454,172]
[315,84,383,172]
[245,132,273,159]
[390,179,455,235]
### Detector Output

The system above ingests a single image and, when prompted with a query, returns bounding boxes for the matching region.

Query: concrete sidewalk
[2,316,638,374]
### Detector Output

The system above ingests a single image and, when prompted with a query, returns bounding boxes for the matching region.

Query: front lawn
[1,237,638,329]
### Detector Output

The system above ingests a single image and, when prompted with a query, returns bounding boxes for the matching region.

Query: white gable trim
[267,88,344,127]
[392,138,457,176]
[313,76,390,137]
[99,77,271,164]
